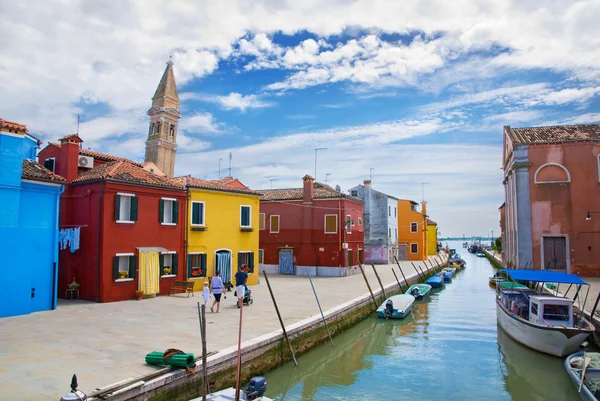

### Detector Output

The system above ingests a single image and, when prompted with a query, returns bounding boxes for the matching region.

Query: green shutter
[131,196,139,221]
[159,199,164,223]
[173,200,179,224]
[238,252,243,268]
[113,256,119,280]
[159,253,164,273]
[115,195,121,221]
[188,254,193,278]
[201,254,207,277]
[129,255,137,279]
[192,203,199,225]
[172,253,178,276]
[249,252,255,273]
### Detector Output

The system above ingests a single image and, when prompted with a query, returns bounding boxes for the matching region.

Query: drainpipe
[96,184,104,303]
[184,190,190,281]
[53,184,66,310]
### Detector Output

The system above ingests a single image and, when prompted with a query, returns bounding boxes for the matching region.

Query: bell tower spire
[145,59,181,177]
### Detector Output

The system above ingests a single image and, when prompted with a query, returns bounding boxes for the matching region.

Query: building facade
[174,176,261,291]
[499,203,505,252]
[426,219,438,256]
[397,200,428,261]
[348,180,398,263]
[502,124,600,274]
[0,119,65,317]
[260,175,364,276]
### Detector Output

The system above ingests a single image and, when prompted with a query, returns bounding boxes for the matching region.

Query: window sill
[161,274,176,279]
[161,223,177,226]
[240,227,253,232]
[188,277,206,280]
[115,278,134,282]
[191,226,207,231]
[324,232,337,235]
[270,231,280,234]
[116,220,135,224]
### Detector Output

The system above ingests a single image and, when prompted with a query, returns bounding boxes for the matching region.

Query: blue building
[0,118,65,318]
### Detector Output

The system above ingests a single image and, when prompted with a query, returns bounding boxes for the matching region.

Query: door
[279,250,294,275]
[216,250,232,284]
[398,244,408,261]
[358,248,363,265]
[543,237,567,271]
[348,249,354,267]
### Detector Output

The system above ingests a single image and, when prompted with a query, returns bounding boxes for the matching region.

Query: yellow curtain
[140,251,160,295]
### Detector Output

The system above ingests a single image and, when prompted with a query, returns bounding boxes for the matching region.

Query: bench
[168,281,195,297]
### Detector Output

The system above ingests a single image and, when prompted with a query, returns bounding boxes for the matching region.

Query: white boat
[565,352,600,401]
[496,269,594,358]
[189,377,272,401]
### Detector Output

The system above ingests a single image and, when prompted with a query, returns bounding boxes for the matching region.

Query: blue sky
[2,0,600,237]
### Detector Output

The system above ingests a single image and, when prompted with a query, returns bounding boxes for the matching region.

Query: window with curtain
[115,194,138,223]
[259,213,266,230]
[325,215,337,233]
[270,215,280,233]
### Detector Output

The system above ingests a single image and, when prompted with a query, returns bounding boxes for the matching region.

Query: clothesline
[59,224,88,228]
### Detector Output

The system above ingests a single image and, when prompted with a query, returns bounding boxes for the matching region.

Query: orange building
[397,199,428,261]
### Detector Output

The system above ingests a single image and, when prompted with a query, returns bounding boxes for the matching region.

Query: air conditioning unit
[342,243,348,249]
[78,155,94,168]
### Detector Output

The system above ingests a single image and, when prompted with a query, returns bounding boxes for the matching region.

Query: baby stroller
[235,285,253,306]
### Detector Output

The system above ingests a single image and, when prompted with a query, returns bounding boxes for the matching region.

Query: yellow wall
[187,188,260,290]
[427,223,438,256]
[397,200,428,261]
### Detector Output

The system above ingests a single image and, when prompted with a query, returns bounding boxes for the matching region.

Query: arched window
[151,123,156,135]
[534,162,571,184]
[170,124,175,137]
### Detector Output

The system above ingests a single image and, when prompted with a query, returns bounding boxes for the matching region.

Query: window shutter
[187,254,193,278]
[192,203,200,225]
[129,255,137,279]
[131,196,139,221]
[238,252,243,268]
[159,199,164,223]
[113,256,119,280]
[249,252,255,272]
[159,253,164,273]
[115,195,121,221]
[201,254,207,276]
[173,200,179,224]
[172,253,178,276]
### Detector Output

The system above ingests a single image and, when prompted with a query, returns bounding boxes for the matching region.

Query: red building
[38,134,187,302]
[259,175,364,277]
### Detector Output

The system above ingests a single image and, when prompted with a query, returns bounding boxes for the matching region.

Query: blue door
[216,251,232,284]
[279,251,294,275]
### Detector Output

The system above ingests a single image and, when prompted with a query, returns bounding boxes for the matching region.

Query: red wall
[259,198,364,269]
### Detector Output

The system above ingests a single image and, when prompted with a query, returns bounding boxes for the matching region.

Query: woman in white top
[210,270,224,313]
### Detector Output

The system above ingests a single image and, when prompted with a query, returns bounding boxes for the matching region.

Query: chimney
[58,134,83,182]
[302,174,314,203]
[421,201,427,216]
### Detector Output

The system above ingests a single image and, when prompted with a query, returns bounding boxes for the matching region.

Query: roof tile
[174,176,260,196]
[22,159,66,183]
[260,182,363,202]
[0,118,28,133]
[507,124,600,144]
[73,161,184,189]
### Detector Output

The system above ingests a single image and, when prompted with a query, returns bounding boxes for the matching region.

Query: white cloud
[485,110,544,124]
[179,112,229,135]
[215,92,275,112]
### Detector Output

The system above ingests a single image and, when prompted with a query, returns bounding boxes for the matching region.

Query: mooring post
[417,264,428,280]
[428,259,436,275]
[371,263,387,301]
[394,257,409,287]
[391,268,404,292]
[590,292,600,320]
[197,303,209,400]
[411,262,424,282]
[308,275,334,346]
[234,295,244,401]
[358,262,378,309]
[263,271,298,366]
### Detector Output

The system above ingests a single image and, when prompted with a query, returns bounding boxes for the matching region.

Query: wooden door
[348,249,354,267]
[358,248,363,265]
[398,244,408,261]
[543,237,567,271]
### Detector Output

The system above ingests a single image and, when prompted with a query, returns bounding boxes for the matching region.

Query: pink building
[502,124,600,275]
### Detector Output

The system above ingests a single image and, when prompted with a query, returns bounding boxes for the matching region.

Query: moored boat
[442,267,456,276]
[476,251,485,257]
[425,275,443,289]
[405,283,432,300]
[438,271,452,283]
[496,269,594,357]
[190,376,272,401]
[376,294,415,319]
[565,352,600,401]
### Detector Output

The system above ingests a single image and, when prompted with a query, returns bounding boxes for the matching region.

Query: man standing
[235,265,248,308]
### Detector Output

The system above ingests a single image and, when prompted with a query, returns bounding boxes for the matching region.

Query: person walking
[210,270,224,313]
[202,281,210,306]
[235,265,249,308]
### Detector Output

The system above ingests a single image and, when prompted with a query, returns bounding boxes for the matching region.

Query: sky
[2,0,600,237]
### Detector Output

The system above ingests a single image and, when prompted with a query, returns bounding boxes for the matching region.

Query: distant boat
[565,352,600,401]
[438,271,452,282]
[376,294,415,319]
[425,275,444,289]
[442,267,456,276]
[476,251,485,257]
[405,283,432,300]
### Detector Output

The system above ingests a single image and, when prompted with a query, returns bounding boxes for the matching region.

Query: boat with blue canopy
[496,269,594,357]
[424,275,443,289]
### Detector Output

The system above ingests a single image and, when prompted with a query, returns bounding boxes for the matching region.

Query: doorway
[398,244,408,261]
[279,250,294,275]
[215,250,232,284]
[542,237,567,271]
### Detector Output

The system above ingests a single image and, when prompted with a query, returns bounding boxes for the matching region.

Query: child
[202,281,210,306]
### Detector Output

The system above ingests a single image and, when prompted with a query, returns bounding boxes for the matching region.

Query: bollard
[60,374,87,401]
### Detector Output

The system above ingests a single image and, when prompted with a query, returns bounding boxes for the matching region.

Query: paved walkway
[0,258,443,401]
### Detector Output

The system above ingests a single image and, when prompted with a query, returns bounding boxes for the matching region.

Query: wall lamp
[586,211,600,221]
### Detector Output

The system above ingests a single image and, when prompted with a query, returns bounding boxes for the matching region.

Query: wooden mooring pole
[308,275,334,345]
[197,303,209,400]
[391,268,404,292]
[411,262,425,282]
[371,263,387,301]
[393,257,410,287]
[234,295,244,401]
[358,262,378,309]
[263,271,298,366]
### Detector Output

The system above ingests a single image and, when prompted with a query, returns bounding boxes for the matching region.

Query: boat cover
[500,269,587,285]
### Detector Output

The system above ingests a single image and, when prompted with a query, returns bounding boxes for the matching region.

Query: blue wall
[0,132,62,318]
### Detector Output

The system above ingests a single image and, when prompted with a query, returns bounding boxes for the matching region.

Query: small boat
[442,267,456,276]
[476,251,485,258]
[438,271,452,283]
[376,294,415,319]
[190,377,272,401]
[449,262,463,270]
[496,281,528,290]
[565,352,600,401]
[489,271,507,287]
[405,283,432,300]
[496,269,594,357]
[425,275,444,289]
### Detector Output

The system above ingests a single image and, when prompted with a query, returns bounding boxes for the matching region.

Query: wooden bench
[168,281,195,297]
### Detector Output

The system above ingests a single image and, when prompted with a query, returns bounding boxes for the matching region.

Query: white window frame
[160,250,176,278]
[410,222,418,233]
[240,205,252,228]
[259,213,266,230]
[324,214,338,234]
[116,192,135,224]
[258,249,264,264]
[115,253,134,282]
[44,157,56,172]
[188,252,206,280]
[358,217,363,225]
[161,197,176,226]
[346,214,352,234]
[270,215,280,233]
[410,243,418,254]
[191,201,206,226]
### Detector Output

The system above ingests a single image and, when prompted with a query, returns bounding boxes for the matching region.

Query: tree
[494,237,502,252]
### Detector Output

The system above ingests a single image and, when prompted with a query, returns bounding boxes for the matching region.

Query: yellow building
[427,219,438,256]
[397,199,428,261]
[175,176,261,291]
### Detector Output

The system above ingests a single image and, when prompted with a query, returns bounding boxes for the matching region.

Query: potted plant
[135,290,144,300]
[163,267,171,275]
[68,278,80,289]
[118,271,128,279]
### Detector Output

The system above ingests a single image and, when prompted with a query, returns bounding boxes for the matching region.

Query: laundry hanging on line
[59,227,80,253]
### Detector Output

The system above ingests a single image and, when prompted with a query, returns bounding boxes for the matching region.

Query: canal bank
[0,256,446,401]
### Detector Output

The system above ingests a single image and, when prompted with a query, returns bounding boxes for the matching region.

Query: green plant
[135,290,144,296]
[68,278,80,289]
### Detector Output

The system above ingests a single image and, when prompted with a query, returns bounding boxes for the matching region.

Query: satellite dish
[335,185,341,192]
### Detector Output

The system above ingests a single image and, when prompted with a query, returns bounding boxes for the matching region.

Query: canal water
[263,242,582,401]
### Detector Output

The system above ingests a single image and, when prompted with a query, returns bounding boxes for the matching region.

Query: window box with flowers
[188,253,207,279]
[159,252,178,278]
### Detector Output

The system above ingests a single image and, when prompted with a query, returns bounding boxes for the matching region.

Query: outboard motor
[410,288,419,297]
[245,376,267,400]
[385,299,394,317]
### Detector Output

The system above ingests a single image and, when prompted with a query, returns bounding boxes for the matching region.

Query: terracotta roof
[73,161,184,189]
[506,124,600,144]
[22,159,65,183]
[260,182,363,202]
[210,177,249,189]
[174,175,260,196]
[427,219,437,226]
[0,118,28,133]
[79,148,143,167]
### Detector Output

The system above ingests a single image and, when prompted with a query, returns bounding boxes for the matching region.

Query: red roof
[44,141,143,167]
[210,177,249,189]
[260,182,363,202]
[73,161,184,189]
[174,175,260,196]
[427,219,437,226]
[506,124,600,144]
[0,118,28,133]
[22,159,65,183]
